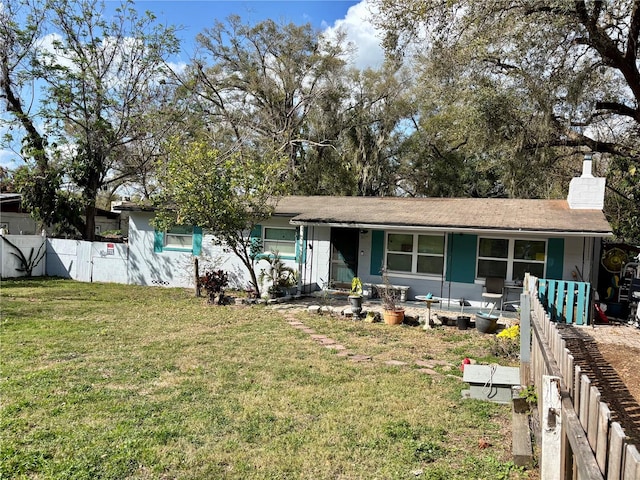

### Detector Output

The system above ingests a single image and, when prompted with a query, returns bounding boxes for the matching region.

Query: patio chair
[482,277,505,314]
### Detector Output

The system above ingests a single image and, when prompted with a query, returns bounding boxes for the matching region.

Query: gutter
[288,220,613,238]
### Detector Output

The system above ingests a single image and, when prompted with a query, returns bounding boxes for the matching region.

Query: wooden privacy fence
[526,276,640,479]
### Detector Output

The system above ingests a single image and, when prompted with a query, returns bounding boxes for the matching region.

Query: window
[477,238,546,281]
[154,226,202,254]
[513,239,546,280]
[477,238,508,278]
[263,227,296,257]
[165,225,193,249]
[386,233,445,275]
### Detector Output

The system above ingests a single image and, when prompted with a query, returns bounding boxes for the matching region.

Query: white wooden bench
[365,283,410,302]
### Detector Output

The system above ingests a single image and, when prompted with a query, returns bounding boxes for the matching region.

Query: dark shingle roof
[274,196,612,236]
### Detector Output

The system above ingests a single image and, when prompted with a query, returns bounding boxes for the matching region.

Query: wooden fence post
[542,375,563,480]
[596,403,610,475]
[520,292,531,386]
[623,444,640,479]
[194,257,201,297]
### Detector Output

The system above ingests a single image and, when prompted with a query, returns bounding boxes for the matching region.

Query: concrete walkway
[267,295,640,349]
[579,323,640,349]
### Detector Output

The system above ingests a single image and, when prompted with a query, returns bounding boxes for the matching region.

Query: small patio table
[415,295,440,328]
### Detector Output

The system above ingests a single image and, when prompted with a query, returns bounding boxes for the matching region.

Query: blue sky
[1,0,384,170]
[124,1,362,34]
[114,0,383,66]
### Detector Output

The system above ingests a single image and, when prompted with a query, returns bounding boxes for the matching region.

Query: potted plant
[380,271,405,325]
[349,277,364,317]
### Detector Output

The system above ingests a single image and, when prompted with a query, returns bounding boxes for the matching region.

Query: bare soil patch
[597,343,640,405]
[561,325,640,446]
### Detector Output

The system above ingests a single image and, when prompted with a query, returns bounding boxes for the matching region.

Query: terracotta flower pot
[383,308,405,325]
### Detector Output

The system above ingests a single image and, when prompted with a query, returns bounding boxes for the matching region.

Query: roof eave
[289,219,612,237]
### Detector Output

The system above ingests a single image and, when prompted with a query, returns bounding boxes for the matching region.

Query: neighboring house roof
[0,193,121,219]
[0,193,26,213]
[275,196,613,237]
[111,201,155,212]
[0,193,22,203]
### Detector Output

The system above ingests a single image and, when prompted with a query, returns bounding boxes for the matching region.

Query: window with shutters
[154,225,202,255]
[477,238,546,281]
[263,227,297,258]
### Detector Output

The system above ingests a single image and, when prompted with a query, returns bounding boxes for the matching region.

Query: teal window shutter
[302,227,308,263]
[250,224,262,241]
[154,230,164,253]
[446,233,477,283]
[546,238,564,279]
[370,230,384,276]
[192,227,203,256]
[250,224,262,257]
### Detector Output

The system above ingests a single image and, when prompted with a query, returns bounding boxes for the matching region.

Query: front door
[330,228,359,288]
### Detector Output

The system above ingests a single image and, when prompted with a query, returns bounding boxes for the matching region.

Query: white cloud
[167,61,187,76]
[36,33,75,70]
[0,148,21,170]
[323,0,385,70]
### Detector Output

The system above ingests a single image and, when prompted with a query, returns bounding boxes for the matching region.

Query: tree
[154,138,287,296]
[605,157,640,244]
[375,0,640,156]
[1,0,83,234]
[1,0,179,240]
[348,66,415,196]
[373,0,640,239]
[184,16,348,182]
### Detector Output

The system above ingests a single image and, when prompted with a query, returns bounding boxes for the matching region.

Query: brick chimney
[567,154,606,210]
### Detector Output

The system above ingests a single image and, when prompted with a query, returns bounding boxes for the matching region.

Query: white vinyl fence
[0,234,47,278]
[1,235,127,284]
[46,238,128,284]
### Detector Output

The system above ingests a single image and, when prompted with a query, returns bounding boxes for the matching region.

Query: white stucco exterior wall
[563,236,598,284]
[0,212,38,235]
[127,213,200,288]
[127,212,283,291]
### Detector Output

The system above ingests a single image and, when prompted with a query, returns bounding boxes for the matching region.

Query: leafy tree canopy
[154,137,288,295]
[1,0,179,239]
[373,0,640,241]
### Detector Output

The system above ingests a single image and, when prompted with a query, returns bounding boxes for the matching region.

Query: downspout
[307,226,314,294]
[297,225,304,295]
[446,233,452,309]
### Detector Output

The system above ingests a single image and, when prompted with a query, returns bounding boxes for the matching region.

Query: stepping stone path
[284,313,456,376]
[385,360,408,366]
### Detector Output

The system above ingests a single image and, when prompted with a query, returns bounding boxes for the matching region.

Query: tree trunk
[84,203,97,241]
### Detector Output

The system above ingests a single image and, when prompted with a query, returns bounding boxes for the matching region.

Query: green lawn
[1,279,532,479]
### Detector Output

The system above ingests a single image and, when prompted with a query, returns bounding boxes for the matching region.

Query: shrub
[199,269,229,304]
[490,325,520,358]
